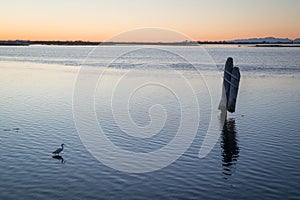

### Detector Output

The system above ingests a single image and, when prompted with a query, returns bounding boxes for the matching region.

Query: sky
[0,0,299,41]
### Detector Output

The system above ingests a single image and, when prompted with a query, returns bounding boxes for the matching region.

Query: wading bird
[52,144,64,155]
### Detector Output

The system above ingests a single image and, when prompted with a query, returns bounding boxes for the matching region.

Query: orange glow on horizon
[1,29,299,42]
[0,0,299,42]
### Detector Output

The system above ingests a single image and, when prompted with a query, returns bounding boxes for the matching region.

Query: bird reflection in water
[52,155,66,164]
[221,117,239,177]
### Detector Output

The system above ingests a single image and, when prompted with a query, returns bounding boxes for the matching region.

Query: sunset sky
[1,0,299,42]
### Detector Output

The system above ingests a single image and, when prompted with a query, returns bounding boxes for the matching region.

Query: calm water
[0,45,300,199]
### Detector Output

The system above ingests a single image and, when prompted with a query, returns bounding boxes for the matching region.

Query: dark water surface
[0,45,299,199]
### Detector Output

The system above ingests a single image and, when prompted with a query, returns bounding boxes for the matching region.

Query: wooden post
[218,57,240,113]
[218,57,233,111]
[227,67,240,113]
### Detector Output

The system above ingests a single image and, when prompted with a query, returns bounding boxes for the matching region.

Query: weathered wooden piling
[218,57,240,113]
[227,67,240,112]
[223,58,234,105]
[218,57,233,111]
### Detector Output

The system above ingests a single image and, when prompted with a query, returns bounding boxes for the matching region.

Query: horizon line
[1,36,299,43]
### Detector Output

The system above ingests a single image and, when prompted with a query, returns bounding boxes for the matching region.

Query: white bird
[52,144,64,155]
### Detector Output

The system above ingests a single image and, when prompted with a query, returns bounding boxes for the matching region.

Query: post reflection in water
[220,117,239,177]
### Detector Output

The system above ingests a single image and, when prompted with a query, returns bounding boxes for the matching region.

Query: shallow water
[0,45,299,199]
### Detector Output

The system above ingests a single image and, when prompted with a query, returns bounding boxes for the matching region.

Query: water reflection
[52,155,65,164]
[221,118,239,177]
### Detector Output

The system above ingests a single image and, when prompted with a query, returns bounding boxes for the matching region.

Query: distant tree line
[0,40,100,46]
[0,40,299,46]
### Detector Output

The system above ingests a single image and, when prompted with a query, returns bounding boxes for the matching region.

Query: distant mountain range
[294,38,300,43]
[231,37,300,44]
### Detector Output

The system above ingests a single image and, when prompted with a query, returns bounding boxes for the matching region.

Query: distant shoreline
[0,40,300,47]
[253,44,300,48]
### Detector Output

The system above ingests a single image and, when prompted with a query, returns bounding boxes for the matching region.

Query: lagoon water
[0,45,300,199]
